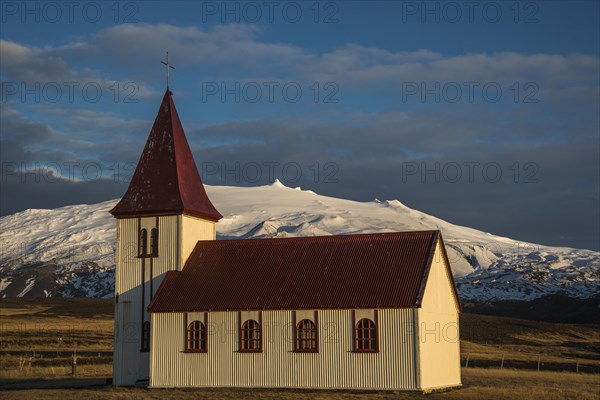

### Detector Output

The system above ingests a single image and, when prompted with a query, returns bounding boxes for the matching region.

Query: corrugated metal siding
[153,215,181,281]
[150,309,418,390]
[114,218,143,385]
[114,215,182,385]
[116,218,140,302]
[114,301,141,384]
[113,220,123,383]
[148,231,438,312]
[113,293,122,383]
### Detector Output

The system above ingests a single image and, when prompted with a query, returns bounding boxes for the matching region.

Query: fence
[2,350,599,376]
[462,352,600,374]
[2,350,112,376]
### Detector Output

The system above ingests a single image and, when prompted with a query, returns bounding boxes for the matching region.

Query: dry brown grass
[441,368,599,400]
[460,313,600,372]
[0,298,598,398]
[0,298,113,351]
[0,368,598,400]
[460,340,598,369]
[0,363,111,381]
[0,298,113,382]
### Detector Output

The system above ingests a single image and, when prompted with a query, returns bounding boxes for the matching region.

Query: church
[109,86,462,392]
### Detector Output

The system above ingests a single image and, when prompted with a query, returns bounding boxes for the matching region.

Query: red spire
[110,90,222,221]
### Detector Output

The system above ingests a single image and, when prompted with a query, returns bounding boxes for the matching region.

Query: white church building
[110,88,462,392]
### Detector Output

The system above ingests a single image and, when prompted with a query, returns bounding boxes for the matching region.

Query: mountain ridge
[1,181,597,301]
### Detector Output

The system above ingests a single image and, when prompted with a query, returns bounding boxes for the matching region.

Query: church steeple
[110,89,222,221]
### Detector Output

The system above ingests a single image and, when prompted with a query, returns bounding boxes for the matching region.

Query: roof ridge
[414,230,440,308]
[165,90,185,213]
[202,230,440,245]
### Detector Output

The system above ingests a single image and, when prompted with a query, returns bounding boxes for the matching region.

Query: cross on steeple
[161,51,175,89]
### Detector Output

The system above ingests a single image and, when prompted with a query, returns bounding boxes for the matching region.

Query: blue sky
[1,1,599,250]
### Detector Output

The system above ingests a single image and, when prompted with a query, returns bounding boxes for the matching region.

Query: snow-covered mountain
[1,181,598,301]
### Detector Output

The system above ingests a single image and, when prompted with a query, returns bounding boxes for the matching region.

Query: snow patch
[1,184,598,301]
[17,278,36,297]
[271,179,286,188]
[0,278,11,292]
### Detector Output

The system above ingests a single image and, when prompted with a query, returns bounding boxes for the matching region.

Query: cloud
[2,97,599,250]
[0,174,125,216]
[0,40,71,82]
[1,23,598,251]
[184,110,599,250]
[0,104,148,190]
[3,24,598,103]
[0,39,157,102]
[89,23,312,75]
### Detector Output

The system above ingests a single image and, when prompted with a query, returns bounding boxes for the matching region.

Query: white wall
[114,217,145,385]
[150,308,419,390]
[180,215,216,269]
[114,214,216,385]
[416,239,462,390]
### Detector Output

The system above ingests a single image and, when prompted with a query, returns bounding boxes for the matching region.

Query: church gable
[416,234,462,312]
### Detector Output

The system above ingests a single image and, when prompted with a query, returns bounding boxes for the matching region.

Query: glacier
[0,180,597,301]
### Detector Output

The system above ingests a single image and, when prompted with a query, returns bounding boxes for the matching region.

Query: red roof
[148,231,460,312]
[110,89,222,221]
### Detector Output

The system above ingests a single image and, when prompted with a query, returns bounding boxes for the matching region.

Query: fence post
[537,355,541,372]
[465,353,470,369]
[71,350,77,376]
[500,354,504,370]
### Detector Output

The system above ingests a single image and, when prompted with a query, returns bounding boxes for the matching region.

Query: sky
[1,0,599,251]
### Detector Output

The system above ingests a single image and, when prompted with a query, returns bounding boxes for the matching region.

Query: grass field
[460,313,599,373]
[0,369,598,400]
[0,297,598,399]
[0,297,113,351]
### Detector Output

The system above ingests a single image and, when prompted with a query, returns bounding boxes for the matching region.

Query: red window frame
[292,311,319,353]
[239,312,262,353]
[352,310,379,353]
[185,313,208,353]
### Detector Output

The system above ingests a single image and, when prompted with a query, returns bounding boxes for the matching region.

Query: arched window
[240,319,261,352]
[295,319,317,352]
[141,321,150,352]
[355,318,378,352]
[186,320,207,352]
[150,228,159,256]
[139,229,148,256]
